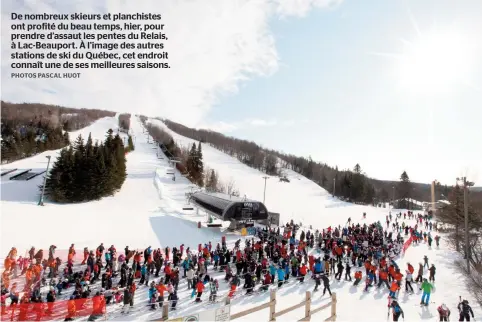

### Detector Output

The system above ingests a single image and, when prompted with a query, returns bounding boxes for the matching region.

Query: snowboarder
[437,303,451,322]
[458,299,475,321]
[419,278,433,306]
[423,255,429,269]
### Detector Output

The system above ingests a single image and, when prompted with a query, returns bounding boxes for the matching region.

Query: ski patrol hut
[189,191,269,230]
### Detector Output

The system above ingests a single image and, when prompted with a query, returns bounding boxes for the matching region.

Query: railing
[156,290,336,321]
[228,290,337,321]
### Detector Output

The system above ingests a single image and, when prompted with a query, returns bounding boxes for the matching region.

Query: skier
[423,255,429,269]
[429,264,436,282]
[313,274,321,292]
[168,291,178,310]
[335,261,344,280]
[389,281,399,299]
[415,263,424,283]
[299,263,308,283]
[437,303,451,322]
[321,274,332,297]
[458,299,475,321]
[405,270,414,293]
[195,280,204,302]
[209,278,217,302]
[277,266,285,288]
[389,300,405,322]
[351,270,361,286]
[434,235,441,248]
[419,278,433,306]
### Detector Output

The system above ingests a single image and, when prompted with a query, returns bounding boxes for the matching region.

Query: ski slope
[1,115,480,321]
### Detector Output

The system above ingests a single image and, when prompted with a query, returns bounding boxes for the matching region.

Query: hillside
[1,101,117,164]
[159,118,481,208]
[1,115,480,321]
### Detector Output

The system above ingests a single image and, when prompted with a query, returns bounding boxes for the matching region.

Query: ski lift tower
[169,157,182,181]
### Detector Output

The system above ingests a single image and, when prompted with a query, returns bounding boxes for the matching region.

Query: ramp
[1,168,18,177]
[9,169,32,180]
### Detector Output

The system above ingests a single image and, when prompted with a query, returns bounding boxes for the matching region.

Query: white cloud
[1,0,338,127]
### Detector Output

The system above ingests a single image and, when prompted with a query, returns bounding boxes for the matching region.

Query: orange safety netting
[0,295,105,321]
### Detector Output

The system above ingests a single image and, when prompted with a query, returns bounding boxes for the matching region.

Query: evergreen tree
[42,129,128,203]
[186,143,197,181]
[195,142,204,186]
[127,135,135,151]
[205,169,218,192]
[398,171,411,209]
[72,134,88,201]
[351,164,365,202]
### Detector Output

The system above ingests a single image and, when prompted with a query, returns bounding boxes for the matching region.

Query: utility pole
[457,176,474,273]
[38,155,52,206]
[262,176,269,204]
[333,178,336,197]
[392,186,395,208]
[464,177,470,274]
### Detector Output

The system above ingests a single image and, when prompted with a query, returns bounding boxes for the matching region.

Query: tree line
[161,119,438,206]
[1,123,70,164]
[1,101,116,164]
[1,101,116,131]
[42,129,128,203]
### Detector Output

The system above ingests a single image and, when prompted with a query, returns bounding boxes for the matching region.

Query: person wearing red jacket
[437,303,450,321]
[299,263,308,283]
[81,248,89,265]
[195,280,204,302]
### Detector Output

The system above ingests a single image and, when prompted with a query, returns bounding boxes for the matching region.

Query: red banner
[1,295,105,321]
[402,235,413,256]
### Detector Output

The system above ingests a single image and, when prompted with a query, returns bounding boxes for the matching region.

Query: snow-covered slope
[148,118,388,228]
[0,116,480,321]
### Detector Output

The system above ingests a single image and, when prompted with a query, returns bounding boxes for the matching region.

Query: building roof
[190,192,236,212]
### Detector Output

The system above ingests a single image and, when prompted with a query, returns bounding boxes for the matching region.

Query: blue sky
[2,0,481,186]
[204,0,482,185]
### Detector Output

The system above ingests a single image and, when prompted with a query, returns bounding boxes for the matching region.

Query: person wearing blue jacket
[182,258,190,278]
[140,264,149,285]
[269,265,276,284]
[149,286,157,310]
[277,268,285,288]
[314,260,322,274]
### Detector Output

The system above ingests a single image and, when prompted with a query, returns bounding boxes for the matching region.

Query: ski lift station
[188,191,269,230]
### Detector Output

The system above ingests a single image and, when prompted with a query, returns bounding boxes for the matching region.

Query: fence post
[331,293,337,321]
[304,291,311,321]
[269,289,276,321]
[162,301,169,320]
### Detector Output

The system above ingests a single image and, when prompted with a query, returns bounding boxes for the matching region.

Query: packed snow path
[1,115,480,321]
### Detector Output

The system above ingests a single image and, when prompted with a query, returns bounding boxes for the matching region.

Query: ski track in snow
[1,115,480,321]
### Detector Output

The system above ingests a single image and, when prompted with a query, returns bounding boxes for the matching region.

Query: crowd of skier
[0,211,477,321]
